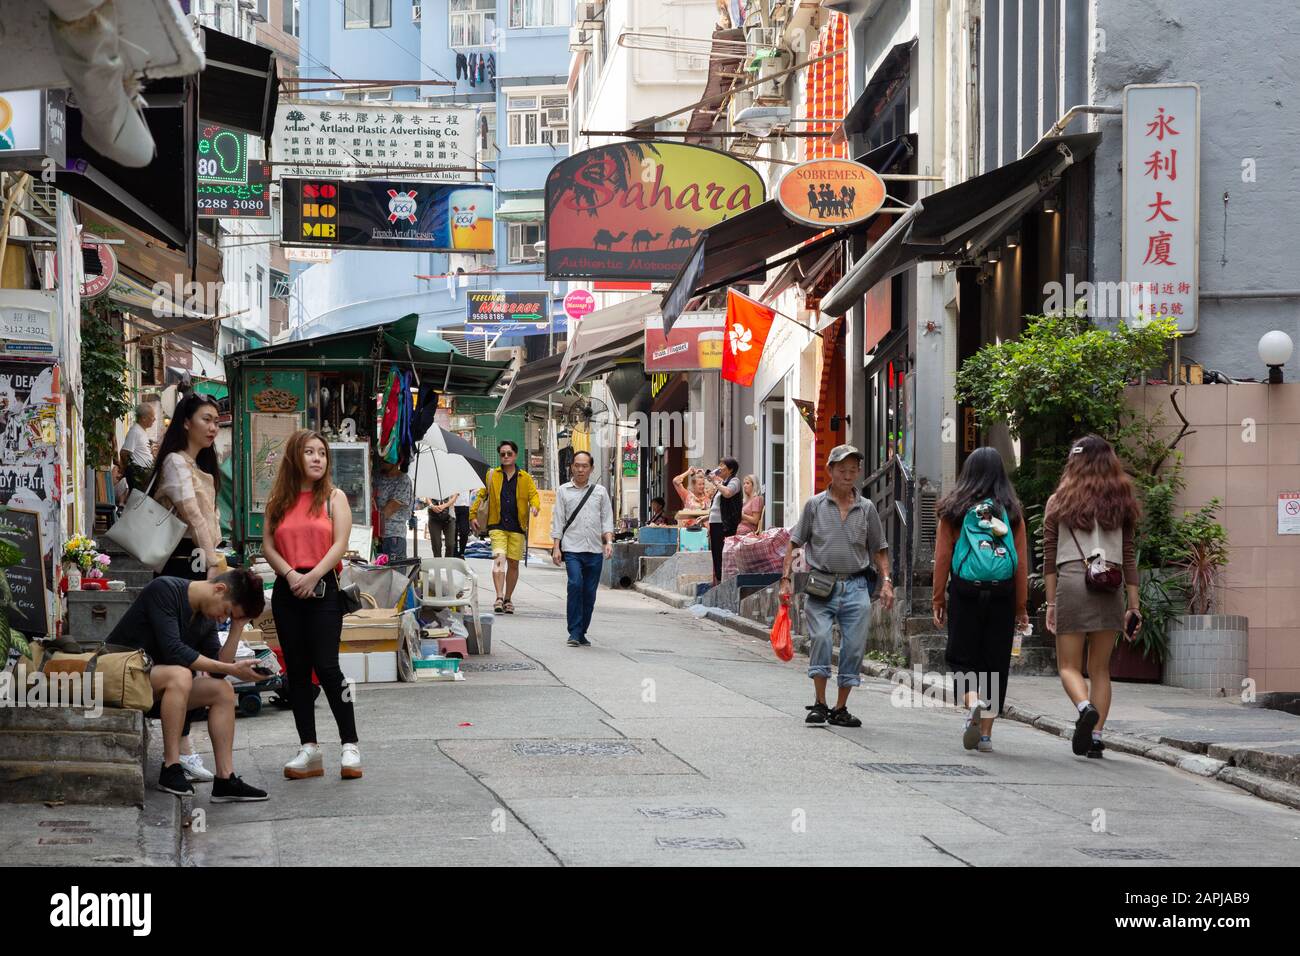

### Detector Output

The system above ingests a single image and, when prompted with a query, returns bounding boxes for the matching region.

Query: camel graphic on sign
[667,226,703,247]
[631,229,662,250]
[592,229,627,250]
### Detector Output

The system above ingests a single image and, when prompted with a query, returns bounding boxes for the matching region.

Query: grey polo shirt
[789,490,888,574]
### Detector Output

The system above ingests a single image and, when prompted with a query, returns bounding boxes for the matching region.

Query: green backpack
[951,498,1016,583]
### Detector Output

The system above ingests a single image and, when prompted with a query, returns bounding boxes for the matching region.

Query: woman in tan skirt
[1043,435,1142,758]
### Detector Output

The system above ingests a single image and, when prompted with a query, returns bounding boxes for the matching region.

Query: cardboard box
[339,653,366,685]
[365,652,398,682]
[339,638,399,654]
[340,608,403,642]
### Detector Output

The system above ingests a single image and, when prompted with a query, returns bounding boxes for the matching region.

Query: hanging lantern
[605,360,646,405]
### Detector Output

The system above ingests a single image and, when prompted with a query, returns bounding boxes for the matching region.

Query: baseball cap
[827,444,865,466]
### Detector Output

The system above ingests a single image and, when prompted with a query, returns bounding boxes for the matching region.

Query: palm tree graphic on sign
[729,323,753,353]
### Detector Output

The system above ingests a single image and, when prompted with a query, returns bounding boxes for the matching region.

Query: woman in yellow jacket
[470,440,540,614]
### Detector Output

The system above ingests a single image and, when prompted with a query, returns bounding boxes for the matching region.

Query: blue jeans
[381,536,407,561]
[804,575,872,687]
[563,551,603,640]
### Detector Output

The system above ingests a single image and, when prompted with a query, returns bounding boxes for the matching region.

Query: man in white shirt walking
[119,402,157,489]
[550,450,614,647]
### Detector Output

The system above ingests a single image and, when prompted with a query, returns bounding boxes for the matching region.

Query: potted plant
[61,534,101,591]
[1163,500,1244,694]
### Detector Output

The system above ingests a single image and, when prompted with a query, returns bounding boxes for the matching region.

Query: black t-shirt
[106,577,220,668]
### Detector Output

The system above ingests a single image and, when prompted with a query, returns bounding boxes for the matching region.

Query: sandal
[493,598,505,614]
[502,600,515,614]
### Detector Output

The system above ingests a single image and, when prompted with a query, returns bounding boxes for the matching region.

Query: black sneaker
[804,702,829,724]
[827,706,863,728]
[1072,704,1101,756]
[576,637,592,647]
[566,637,581,647]
[1087,738,1106,759]
[157,763,195,797]
[210,774,269,803]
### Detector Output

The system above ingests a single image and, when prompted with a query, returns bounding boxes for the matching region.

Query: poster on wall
[280,178,494,253]
[249,412,303,512]
[0,361,60,594]
[644,311,726,372]
[273,102,477,182]
[545,141,765,281]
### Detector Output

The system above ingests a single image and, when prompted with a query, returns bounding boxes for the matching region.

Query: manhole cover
[459,661,538,672]
[656,837,744,850]
[38,837,92,845]
[1076,847,1173,860]
[635,648,675,654]
[512,741,641,757]
[639,806,725,820]
[855,763,990,777]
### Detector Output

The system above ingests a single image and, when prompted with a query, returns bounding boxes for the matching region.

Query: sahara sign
[545,141,764,281]
[776,158,886,228]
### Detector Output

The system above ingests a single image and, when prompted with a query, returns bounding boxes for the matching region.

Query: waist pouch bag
[803,569,836,600]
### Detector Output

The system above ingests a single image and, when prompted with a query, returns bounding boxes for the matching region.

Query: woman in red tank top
[261,430,361,780]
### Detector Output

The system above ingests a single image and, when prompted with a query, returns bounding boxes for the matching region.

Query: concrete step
[0,729,144,764]
[0,758,144,807]
[0,705,144,736]
[905,614,944,637]
[638,555,669,580]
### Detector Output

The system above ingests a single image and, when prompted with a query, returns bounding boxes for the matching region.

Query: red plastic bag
[770,595,794,662]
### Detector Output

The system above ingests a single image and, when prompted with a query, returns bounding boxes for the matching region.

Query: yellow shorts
[489,529,526,562]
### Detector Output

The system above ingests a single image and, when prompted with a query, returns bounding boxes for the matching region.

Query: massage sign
[545,142,765,281]
[776,158,886,228]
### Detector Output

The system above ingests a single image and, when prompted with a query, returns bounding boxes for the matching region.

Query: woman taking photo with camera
[261,430,362,780]
[1044,435,1142,759]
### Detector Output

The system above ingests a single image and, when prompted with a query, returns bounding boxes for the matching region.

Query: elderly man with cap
[780,444,895,727]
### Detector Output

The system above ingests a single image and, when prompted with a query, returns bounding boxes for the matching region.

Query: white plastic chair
[420,558,481,624]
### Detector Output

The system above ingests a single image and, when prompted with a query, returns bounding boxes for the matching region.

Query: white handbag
[103,472,189,572]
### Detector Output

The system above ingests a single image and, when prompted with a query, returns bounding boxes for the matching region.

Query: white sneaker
[179,752,214,783]
[340,743,363,780]
[284,743,323,780]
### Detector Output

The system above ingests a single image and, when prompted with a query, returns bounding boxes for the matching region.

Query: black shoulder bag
[326,494,365,614]
[556,484,597,552]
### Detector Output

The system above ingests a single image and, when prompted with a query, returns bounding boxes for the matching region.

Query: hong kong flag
[721,289,777,387]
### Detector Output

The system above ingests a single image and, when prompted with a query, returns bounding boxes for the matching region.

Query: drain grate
[856,763,990,777]
[512,741,642,757]
[635,648,676,654]
[639,806,725,820]
[459,661,538,672]
[656,837,744,850]
[1076,847,1173,861]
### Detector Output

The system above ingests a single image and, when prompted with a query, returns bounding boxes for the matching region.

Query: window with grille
[345,0,391,29]
[450,0,496,46]
[508,222,542,263]
[509,0,557,28]
[507,92,569,146]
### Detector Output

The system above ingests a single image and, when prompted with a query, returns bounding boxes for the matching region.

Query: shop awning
[558,293,660,378]
[495,330,644,419]
[108,273,217,352]
[842,39,916,139]
[199,27,279,141]
[224,313,510,395]
[495,197,545,222]
[660,134,915,331]
[820,132,1101,317]
[760,243,843,303]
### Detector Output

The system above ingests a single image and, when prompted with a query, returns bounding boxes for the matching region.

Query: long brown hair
[264,430,335,533]
[1047,434,1140,531]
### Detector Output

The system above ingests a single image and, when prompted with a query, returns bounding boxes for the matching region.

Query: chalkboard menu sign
[1,507,49,636]
[329,442,370,529]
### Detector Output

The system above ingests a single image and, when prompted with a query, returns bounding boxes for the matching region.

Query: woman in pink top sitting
[261,430,362,781]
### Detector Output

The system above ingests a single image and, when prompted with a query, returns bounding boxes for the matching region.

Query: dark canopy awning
[199,27,279,140]
[225,313,511,395]
[820,132,1102,317]
[660,134,915,331]
[495,331,643,418]
[842,39,916,138]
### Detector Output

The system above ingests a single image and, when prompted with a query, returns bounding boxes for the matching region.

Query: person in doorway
[737,474,765,535]
[707,457,743,586]
[646,496,672,526]
[261,430,362,780]
[931,448,1029,753]
[106,571,268,800]
[427,492,459,558]
[374,458,413,561]
[471,440,540,614]
[147,392,227,783]
[550,450,615,647]
[780,445,895,728]
[1044,435,1141,759]
[119,401,157,491]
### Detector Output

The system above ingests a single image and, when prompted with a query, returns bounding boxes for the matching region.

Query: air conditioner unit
[411,2,422,23]
[575,1,600,22]
[545,107,568,127]
[569,26,593,52]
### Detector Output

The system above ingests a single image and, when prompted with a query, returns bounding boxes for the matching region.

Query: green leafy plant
[81,298,132,468]
[1171,498,1230,615]
[1129,569,1182,663]
[866,649,907,669]
[0,513,32,666]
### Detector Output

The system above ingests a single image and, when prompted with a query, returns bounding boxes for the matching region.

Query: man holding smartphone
[107,570,270,801]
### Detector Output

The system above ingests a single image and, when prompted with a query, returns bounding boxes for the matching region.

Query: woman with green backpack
[931,448,1029,752]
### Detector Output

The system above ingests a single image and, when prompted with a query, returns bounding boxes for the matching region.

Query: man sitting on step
[107,570,269,801]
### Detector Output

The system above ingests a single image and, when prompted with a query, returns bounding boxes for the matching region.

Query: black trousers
[709,522,726,582]
[944,579,1016,715]
[272,573,358,745]
[154,542,205,737]
[454,505,470,557]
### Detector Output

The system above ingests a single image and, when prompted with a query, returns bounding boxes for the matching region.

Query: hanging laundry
[380,368,401,458]
[477,55,485,85]
[479,113,489,150]
[486,54,496,92]
[456,52,468,80]
[468,52,477,88]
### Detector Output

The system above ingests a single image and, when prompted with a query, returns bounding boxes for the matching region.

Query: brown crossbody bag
[1067,525,1124,593]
